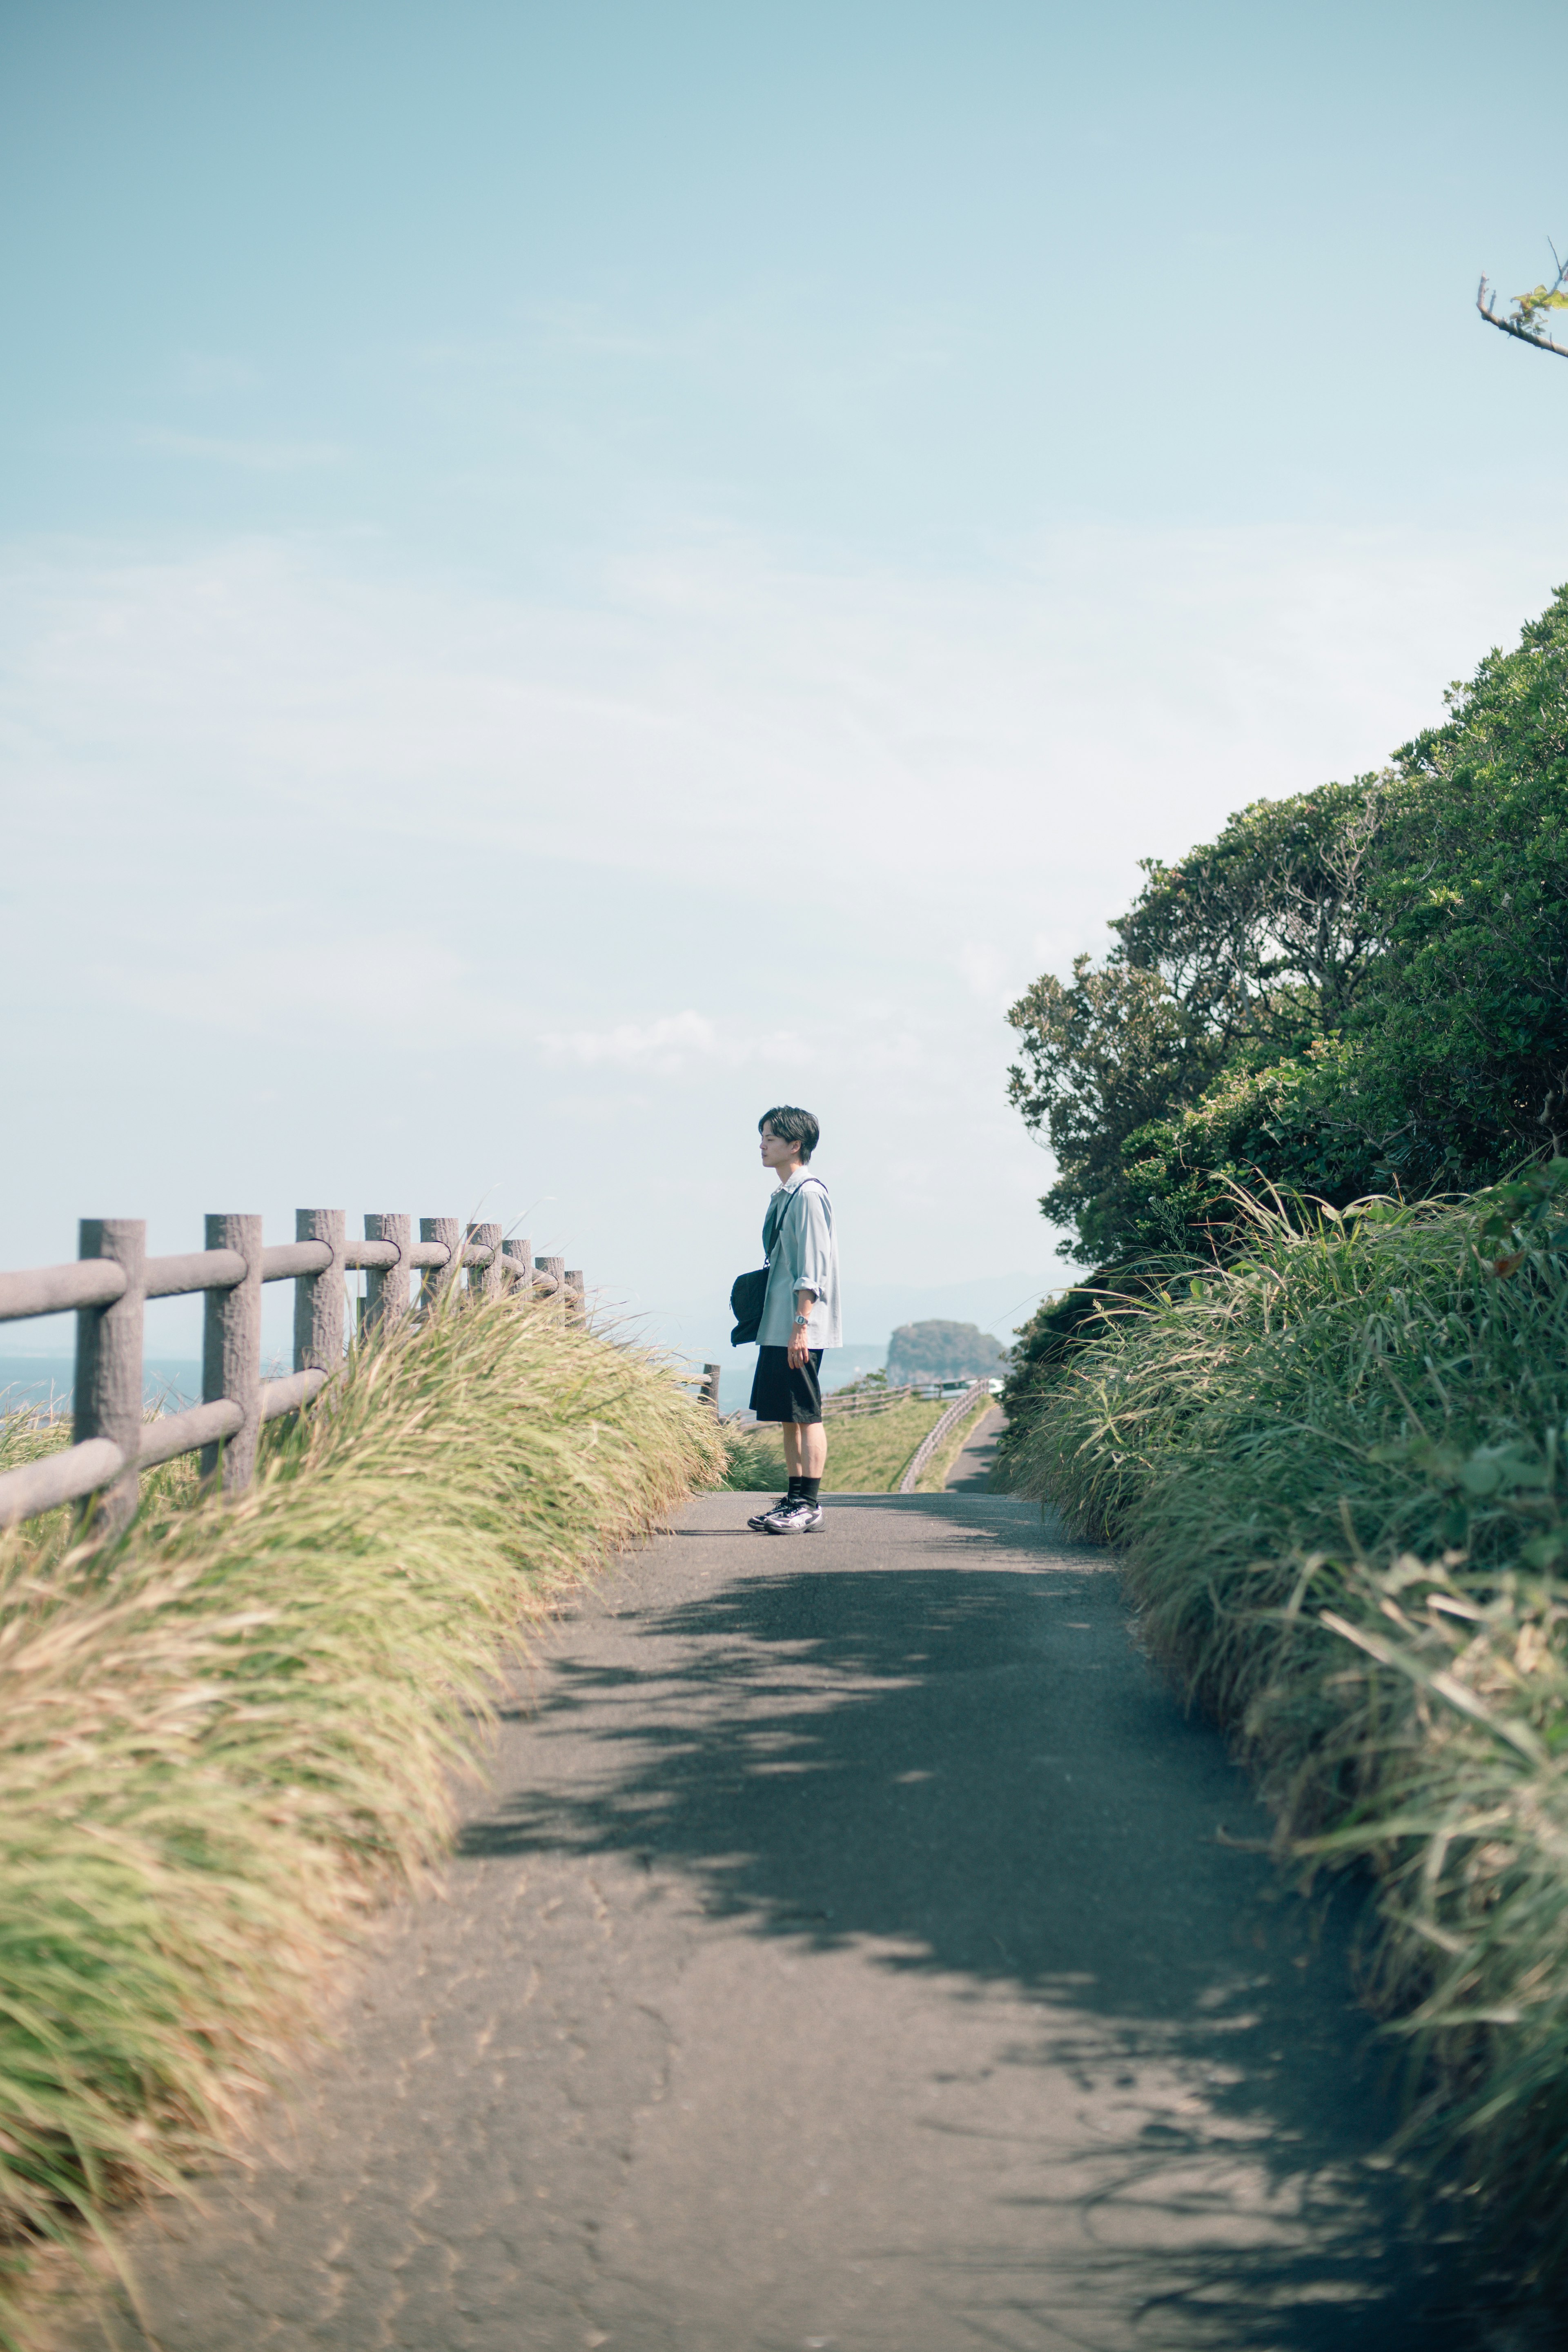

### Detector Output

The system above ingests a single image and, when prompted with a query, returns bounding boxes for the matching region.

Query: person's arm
[786,1184,831,1368]
[787,1287,817,1370]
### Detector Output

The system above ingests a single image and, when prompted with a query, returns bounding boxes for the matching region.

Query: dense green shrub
[1007,1172,1568,2267]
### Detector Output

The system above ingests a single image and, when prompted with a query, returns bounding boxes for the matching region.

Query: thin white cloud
[539,1012,810,1071]
[84,932,489,1044]
[7,518,1562,935]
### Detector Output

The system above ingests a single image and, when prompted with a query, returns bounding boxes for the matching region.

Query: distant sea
[1,1359,206,1413]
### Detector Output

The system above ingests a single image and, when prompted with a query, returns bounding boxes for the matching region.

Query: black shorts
[749,1345,824,1424]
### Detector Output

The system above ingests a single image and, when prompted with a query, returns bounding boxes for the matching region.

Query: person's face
[759,1123,798,1174]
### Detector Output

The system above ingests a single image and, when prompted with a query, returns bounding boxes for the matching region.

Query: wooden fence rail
[0,1212,586,1535]
[681,1373,998,1424]
[823,1380,925,1418]
[823,1379,997,1418]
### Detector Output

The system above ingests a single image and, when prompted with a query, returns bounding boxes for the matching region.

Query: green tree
[1006,780,1387,1261]
[1363,589,1568,1188]
[1006,586,1568,1268]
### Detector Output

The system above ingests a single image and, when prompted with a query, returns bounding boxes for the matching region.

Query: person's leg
[746,1349,795,1528]
[746,1415,790,1530]
[762,1356,826,1531]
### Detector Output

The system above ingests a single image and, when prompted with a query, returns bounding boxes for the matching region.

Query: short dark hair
[759,1105,820,1163]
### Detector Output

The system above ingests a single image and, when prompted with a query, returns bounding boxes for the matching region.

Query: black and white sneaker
[760,1499,824,1535]
[747,1496,790,1532]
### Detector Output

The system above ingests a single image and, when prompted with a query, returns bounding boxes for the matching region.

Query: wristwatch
[793,1312,810,1327]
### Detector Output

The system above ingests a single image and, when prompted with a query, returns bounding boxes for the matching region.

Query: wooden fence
[679,1372,999,1424]
[823,1379,930,1417]
[0,1213,584,1535]
[824,1379,995,1418]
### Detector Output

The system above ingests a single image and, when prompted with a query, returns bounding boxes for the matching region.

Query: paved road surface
[944,1405,1004,1491]
[60,1492,1518,2352]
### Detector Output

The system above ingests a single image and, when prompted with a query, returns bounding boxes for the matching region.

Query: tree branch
[1477,272,1568,360]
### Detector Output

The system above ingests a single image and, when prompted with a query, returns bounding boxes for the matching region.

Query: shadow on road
[461,1499,1524,2348]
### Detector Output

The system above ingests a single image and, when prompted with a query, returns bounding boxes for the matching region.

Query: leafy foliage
[1361,612,1568,1192]
[1477,249,1568,359]
[1006,780,1389,1260]
[1008,586,1568,1264]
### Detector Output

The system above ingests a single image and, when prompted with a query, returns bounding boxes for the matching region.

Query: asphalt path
[944,1403,1005,1491]
[60,1491,1518,2352]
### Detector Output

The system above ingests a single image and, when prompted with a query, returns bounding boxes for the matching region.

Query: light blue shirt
[758,1169,842,1348]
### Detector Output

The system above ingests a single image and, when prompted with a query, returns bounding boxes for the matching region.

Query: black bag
[729,1266,770,1347]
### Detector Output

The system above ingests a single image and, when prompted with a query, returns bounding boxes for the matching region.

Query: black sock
[787,1476,806,1500]
[799,1477,821,1503]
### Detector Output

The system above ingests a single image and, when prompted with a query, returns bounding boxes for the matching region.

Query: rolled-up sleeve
[792,1186,833,1301]
[757,1176,842,1347]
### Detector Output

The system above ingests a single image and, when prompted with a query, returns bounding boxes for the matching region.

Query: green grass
[710,1419,789,1492]
[913,1389,997,1492]
[0,1293,724,2347]
[1005,1178,1568,2274]
[820,1396,946,1491]
[708,1392,992,1496]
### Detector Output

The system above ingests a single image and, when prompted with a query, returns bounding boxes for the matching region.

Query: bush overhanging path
[1005,1177,1568,2275]
[0,1293,724,2350]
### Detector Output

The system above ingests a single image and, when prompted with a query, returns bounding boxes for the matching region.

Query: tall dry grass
[0,1290,723,2346]
[1007,1175,1568,2272]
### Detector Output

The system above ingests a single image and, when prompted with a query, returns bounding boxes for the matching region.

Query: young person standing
[747,1105,841,1533]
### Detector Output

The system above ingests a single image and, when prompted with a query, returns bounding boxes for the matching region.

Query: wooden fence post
[501,1237,532,1296]
[536,1255,566,1317]
[565,1267,586,1326]
[294,1208,345,1372]
[701,1361,722,1415]
[467,1221,504,1301]
[364,1213,410,1332]
[201,1212,262,1491]
[420,1217,462,1311]
[74,1217,146,1535]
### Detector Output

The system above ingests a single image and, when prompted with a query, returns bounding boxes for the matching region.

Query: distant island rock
[886,1319,1006,1383]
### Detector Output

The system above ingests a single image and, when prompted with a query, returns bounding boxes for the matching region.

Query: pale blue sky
[3,0,1566,1374]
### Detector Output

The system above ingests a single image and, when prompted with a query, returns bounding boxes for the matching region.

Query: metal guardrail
[898,1381,989,1493]
[0,1212,586,1534]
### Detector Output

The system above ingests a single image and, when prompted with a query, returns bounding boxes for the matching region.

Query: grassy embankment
[715,1390,993,1494]
[824,1396,945,1491]
[0,1292,723,2350]
[910,1390,996,1491]
[1004,1170,1568,2274]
